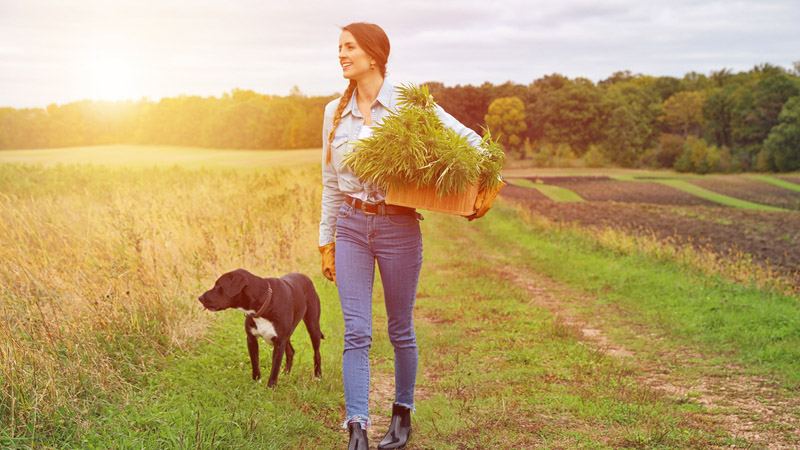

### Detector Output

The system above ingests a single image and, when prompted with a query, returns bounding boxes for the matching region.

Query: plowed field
[503,176,800,287]
[688,177,800,210]
[536,177,715,205]
[777,176,800,186]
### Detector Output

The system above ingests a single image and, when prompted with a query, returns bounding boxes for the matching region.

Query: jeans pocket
[385,214,418,226]
[338,203,354,219]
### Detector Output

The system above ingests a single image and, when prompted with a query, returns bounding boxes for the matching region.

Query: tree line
[1,63,799,172]
[464,63,800,173]
[0,87,336,151]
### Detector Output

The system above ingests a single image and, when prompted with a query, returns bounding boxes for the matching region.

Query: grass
[0,144,319,168]
[53,207,730,448]
[510,173,789,210]
[478,204,800,384]
[747,174,800,192]
[2,146,798,447]
[78,279,345,449]
[0,160,322,446]
[652,179,786,210]
[506,178,585,202]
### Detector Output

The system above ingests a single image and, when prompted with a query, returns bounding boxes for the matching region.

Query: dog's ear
[218,271,247,297]
[244,273,273,310]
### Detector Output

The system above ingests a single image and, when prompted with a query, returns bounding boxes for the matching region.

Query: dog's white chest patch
[250,317,278,343]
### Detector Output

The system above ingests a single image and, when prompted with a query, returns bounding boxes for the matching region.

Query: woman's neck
[356,73,384,105]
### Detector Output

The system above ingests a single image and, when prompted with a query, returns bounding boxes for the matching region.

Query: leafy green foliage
[484,96,527,157]
[341,84,504,196]
[763,96,800,172]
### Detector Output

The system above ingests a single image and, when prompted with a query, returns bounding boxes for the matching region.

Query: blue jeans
[335,201,423,427]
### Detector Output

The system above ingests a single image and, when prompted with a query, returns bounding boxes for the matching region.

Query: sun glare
[81,53,141,102]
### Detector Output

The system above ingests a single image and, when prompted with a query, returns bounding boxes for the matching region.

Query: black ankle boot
[347,422,368,450]
[378,404,412,450]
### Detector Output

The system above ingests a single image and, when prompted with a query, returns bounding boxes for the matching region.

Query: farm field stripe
[506,178,585,202]
[747,174,800,192]
[610,173,697,182]
[653,179,786,211]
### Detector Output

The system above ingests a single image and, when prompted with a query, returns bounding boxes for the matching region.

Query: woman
[318,22,501,450]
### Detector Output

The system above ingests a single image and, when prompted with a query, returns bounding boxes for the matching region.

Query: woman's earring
[371,63,375,70]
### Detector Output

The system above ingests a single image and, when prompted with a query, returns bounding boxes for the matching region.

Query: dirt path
[499,263,800,449]
[367,368,394,443]
[366,358,431,448]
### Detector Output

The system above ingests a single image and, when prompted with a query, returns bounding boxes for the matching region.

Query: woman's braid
[326,80,357,165]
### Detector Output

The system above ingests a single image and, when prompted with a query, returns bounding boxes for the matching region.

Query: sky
[1,0,798,109]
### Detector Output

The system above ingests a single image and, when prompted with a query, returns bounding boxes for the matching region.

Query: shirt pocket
[329,134,349,166]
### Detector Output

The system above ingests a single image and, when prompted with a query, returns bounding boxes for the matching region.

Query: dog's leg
[246,327,261,381]
[284,340,295,374]
[303,290,324,378]
[267,339,286,388]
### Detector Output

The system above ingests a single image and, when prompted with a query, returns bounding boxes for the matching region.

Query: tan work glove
[467,180,506,221]
[318,243,336,285]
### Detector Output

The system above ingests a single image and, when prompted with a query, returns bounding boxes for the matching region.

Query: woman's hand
[319,243,337,285]
[467,180,506,221]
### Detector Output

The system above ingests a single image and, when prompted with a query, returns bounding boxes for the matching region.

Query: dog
[198,269,324,388]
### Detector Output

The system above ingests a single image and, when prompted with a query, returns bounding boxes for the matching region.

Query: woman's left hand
[467,180,506,221]
[319,243,337,285]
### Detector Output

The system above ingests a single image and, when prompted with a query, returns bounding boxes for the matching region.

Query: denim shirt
[319,80,483,246]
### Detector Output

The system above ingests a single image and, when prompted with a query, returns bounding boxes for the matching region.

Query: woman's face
[338,30,375,80]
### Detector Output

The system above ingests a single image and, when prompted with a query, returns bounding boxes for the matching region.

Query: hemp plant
[341,83,505,196]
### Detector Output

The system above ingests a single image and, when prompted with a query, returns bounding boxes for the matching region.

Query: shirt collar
[342,80,393,118]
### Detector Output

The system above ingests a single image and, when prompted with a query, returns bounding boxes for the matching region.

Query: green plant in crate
[341,83,505,196]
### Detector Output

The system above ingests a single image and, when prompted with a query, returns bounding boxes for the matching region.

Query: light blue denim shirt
[319,80,483,246]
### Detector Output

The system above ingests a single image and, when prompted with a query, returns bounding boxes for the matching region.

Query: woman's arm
[319,108,346,246]
[433,105,483,150]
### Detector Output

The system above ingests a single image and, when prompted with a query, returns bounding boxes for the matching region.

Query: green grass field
[506,178,586,202]
[747,174,800,192]
[651,179,787,211]
[2,146,798,448]
[0,144,319,168]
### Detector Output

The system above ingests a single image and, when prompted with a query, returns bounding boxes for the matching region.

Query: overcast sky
[1,0,798,109]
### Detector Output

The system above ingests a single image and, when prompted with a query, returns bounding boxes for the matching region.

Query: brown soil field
[502,179,800,287]
[687,176,800,210]
[776,176,800,186]
[528,177,717,206]
[501,182,552,202]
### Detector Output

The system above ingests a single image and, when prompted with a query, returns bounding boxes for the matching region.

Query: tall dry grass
[0,163,321,440]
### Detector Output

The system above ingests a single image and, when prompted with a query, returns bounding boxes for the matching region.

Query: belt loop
[378,203,386,216]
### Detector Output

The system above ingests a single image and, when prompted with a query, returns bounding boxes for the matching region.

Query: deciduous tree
[485,96,527,157]
[763,96,800,172]
[660,91,706,137]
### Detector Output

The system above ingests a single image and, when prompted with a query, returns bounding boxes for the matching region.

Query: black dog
[198,269,324,387]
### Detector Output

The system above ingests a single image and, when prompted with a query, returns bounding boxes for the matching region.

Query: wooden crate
[386,183,479,216]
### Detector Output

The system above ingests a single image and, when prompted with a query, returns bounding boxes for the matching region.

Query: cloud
[1,0,798,107]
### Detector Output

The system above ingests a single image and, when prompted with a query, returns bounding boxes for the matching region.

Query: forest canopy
[2,63,799,173]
